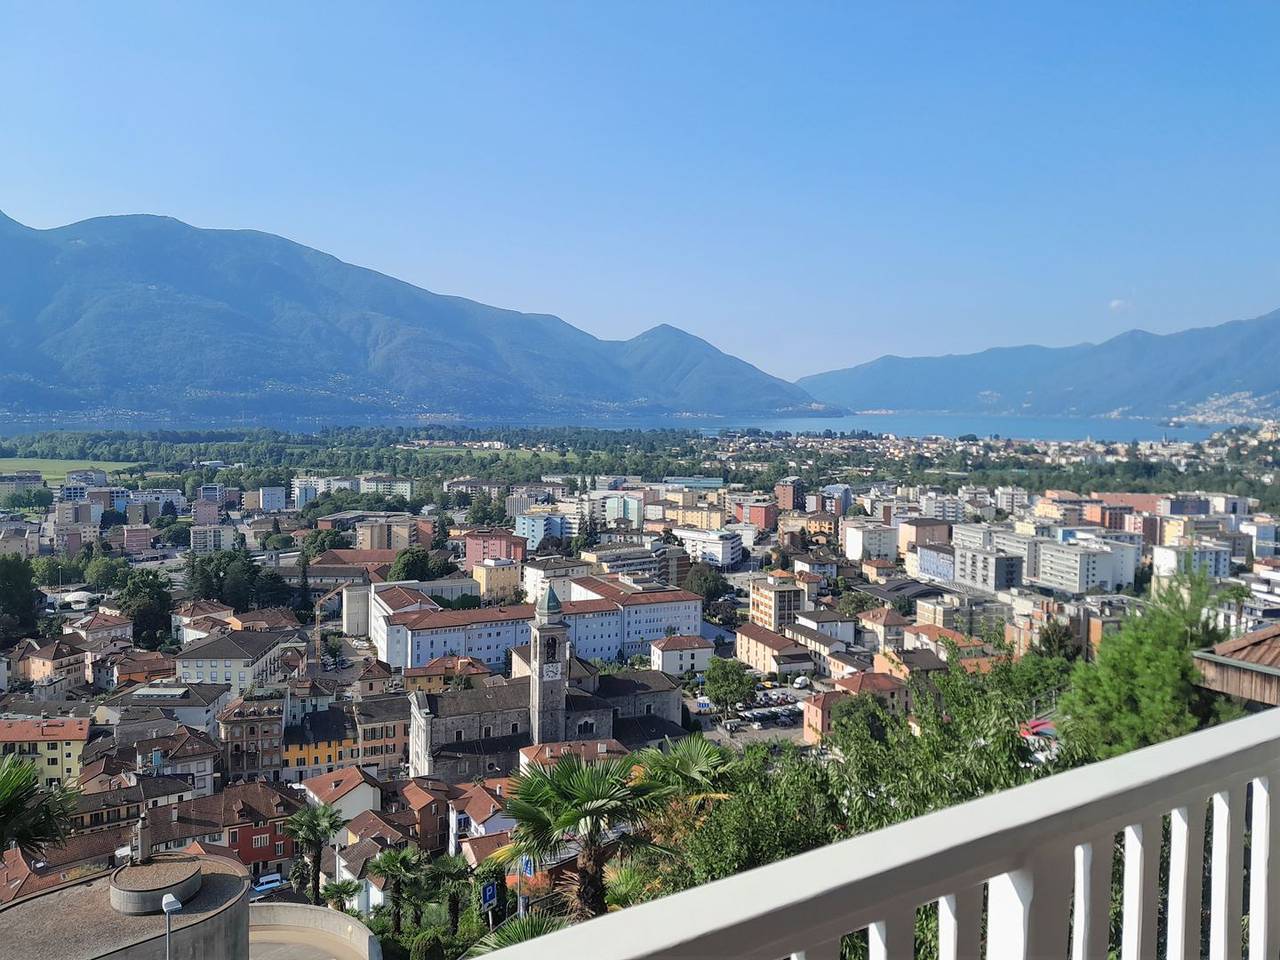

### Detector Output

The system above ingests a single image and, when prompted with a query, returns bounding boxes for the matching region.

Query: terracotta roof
[32,639,85,661]
[313,548,400,565]
[519,738,628,766]
[904,624,970,645]
[858,606,911,627]
[807,689,850,711]
[374,586,436,611]
[570,576,701,606]
[451,778,513,823]
[650,634,714,652]
[460,829,511,868]
[345,809,412,846]
[231,607,300,629]
[403,655,492,679]
[68,611,133,631]
[302,765,383,805]
[389,604,534,630]
[357,658,393,681]
[1213,622,1280,666]
[174,600,234,619]
[736,621,802,652]
[0,716,90,742]
[149,782,304,845]
[836,673,907,696]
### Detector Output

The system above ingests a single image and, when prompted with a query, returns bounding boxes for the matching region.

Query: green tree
[495,754,672,919]
[1058,611,1202,761]
[428,853,472,934]
[0,555,37,640]
[254,570,293,608]
[116,569,173,645]
[321,878,361,910]
[682,563,729,600]
[284,803,349,906]
[301,528,346,559]
[463,915,569,956]
[368,845,426,936]
[84,555,130,591]
[702,657,755,717]
[0,755,78,857]
[1034,619,1079,660]
[388,547,454,583]
[836,590,879,617]
[264,533,295,550]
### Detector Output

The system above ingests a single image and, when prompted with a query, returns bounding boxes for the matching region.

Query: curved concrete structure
[249,903,383,960]
[109,855,203,915]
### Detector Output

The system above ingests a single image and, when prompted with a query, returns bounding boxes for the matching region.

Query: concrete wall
[99,885,249,960]
[250,902,383,960]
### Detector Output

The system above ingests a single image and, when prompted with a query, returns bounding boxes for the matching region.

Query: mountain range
[799,310,1280,420]
[0,211,829,423]
[1,209,1276,427]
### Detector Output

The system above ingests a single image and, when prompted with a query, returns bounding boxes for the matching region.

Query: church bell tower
[529,585,569,745]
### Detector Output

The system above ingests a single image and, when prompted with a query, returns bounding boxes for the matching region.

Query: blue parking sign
[481,881,499,911]
[521,856,534,878]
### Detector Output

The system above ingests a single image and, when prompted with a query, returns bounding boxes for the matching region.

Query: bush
[409,929,447,960]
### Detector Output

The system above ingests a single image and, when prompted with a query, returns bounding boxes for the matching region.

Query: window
[276,842,284,856]
[252,834,269,848]
[455,730,463,742]
[229,829,238,843]
[510,722,519,735]
[482,726,492,739]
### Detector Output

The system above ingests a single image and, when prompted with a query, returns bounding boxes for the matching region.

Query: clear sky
[3,3,1279,380]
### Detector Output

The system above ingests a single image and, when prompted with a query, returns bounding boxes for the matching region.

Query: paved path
[250,926,368,960]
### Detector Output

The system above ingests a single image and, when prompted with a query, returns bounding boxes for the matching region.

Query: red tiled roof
[374,586,436,611]
[858,606,910,627]
[836,672,907,696]
[0,717,90,742]
[302,765,383,805]
[736,622,802,652]
[404,655,492,679]
[651,634,714,652]
[460,829,511,868]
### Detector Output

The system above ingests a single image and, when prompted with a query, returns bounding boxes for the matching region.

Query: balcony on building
[486,708,1280,960]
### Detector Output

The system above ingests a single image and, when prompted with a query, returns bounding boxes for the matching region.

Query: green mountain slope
[0,211,828,423]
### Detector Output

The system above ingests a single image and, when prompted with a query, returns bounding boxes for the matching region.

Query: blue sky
[3,3,1279,380]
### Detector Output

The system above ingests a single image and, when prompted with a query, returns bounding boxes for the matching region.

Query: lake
[723,412,1226,442]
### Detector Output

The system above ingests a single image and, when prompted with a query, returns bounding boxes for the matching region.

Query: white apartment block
[842,522,897,562]
[258,486,286,512]
[672,527,742,569]
[1152,541,1232,580]
[1241,518,1278,559]
[919,494,967,524]
[128,488,188,512]
[1032,540,1136,595]
[994,486,1031,512]
[190,525,236,556]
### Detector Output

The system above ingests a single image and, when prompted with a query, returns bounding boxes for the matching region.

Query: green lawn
[0,457,140,484]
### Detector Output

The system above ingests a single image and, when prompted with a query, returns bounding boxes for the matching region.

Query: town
[2,423,1280,957]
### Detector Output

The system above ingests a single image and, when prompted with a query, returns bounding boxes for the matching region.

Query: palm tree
[495,754,673,919]
[633,735,735,845]
[427,853,472,933]
[320,878,361,911]
[284,803,348,906]
[463,914,569,956]
[603,859,652,911]
[368,845,425,936]
[0,756,77,857]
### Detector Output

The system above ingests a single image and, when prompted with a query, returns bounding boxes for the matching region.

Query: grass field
[0,457,140,483]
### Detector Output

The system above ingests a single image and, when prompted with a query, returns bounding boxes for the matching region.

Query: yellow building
[282,708,360,783]
[473,557,522,601]
[668,504,726,529]
[0,716,90,787]
[403,655,493,693]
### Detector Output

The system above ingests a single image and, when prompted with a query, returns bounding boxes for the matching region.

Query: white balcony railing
[489,709,1280,960]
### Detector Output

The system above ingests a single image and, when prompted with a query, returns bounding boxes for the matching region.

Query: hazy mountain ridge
[0,211,829,423]
[798,309,1280,419]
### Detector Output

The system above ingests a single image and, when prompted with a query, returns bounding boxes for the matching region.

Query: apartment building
[954,547,1024,593]
[1152,541,1232,580]
[774,476,805,512]
[672,527,742,569]
[462,529,527,572]
[749,574,806,631]
[1033,540,1136,595]
[0,717,91,786]
[190,524,235,555]
[175,629,295,696]
[842,522,897,562]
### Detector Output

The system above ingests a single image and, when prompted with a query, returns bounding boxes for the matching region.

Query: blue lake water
[722,412,1226,442]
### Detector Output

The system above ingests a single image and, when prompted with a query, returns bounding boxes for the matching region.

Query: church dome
[536,584,563,620]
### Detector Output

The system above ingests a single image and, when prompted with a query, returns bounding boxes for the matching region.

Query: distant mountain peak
[0,210,831,424]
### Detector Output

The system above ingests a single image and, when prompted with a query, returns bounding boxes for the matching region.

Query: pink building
[463,529,527,573]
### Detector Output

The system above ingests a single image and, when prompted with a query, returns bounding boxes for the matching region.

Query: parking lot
[688,684,812,749]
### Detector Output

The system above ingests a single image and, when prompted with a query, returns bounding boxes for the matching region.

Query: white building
[190,524,235,556]
[994,486,1030,512]
[842,522,896,562]
[522,557,592,604]
[650,634,715,675]
[1033,540,1136,595]
[672,527,743,569]
[1242,518,1278,560]
[1152,540,1232,580]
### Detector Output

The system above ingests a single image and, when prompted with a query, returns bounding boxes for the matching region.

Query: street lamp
[162,893,183,960]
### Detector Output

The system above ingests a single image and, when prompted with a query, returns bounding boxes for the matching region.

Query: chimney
[131,814,153,863]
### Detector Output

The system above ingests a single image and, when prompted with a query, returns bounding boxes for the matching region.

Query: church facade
[408,585,683,782]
